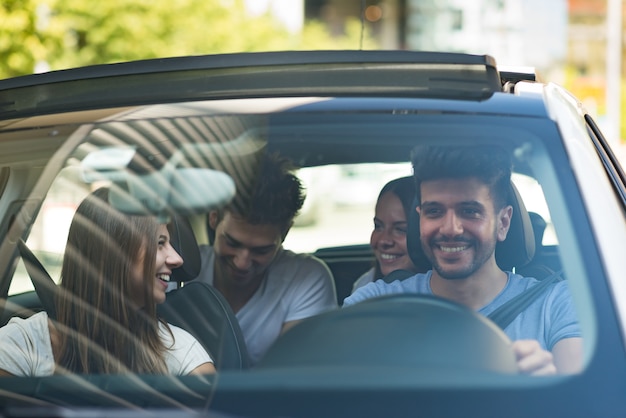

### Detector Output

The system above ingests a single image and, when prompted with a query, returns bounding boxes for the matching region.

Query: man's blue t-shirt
[343,271,580,351]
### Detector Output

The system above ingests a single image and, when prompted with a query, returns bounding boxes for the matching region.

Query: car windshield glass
[0,95,596,411]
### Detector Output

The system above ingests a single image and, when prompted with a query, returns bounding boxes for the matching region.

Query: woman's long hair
[55,187,169,374]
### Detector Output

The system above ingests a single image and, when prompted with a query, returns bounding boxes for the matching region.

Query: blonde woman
[0,187,215,375]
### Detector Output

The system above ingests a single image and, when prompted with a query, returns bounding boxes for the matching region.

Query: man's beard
[424,230,498,280]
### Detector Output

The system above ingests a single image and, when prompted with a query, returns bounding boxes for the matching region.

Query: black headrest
[407,182,535,272]
[497,182,535,270]
[169,215,201,282]
[528,211,547,250]
[159,281,251,370]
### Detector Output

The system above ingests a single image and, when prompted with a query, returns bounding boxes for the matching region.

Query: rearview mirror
[81,147,236,222]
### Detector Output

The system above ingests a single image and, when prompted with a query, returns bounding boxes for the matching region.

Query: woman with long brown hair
[0,187,215,375]
[351,176,430,293]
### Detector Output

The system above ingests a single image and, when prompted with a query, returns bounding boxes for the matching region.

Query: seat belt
[17,239,58,320]
[487,269,563,330]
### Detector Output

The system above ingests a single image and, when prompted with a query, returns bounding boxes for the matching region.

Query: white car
[0,50,624,417]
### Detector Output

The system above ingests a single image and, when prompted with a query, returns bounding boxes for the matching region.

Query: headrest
[528,211,547,250]
[497,182,535,270]
[169,215,201,282]
[406,199,430,272]
[406,181,535,272]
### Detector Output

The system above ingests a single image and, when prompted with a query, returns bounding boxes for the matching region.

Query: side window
[286,163,413,253]
[8,167,92,296]
[287,167,555,253]
[512,173,556,246]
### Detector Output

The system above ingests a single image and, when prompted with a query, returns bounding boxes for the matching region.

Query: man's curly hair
[224,152,305,232]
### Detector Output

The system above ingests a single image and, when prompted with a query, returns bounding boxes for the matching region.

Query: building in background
[305,0,402,48]
[304,0,567,77]
[245,0,305,33]
[567,0,621,142]
[266,0,622,142]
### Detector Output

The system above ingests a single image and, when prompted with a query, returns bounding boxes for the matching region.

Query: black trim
[585,114,626,204]
[0,51,501,119]
[16,239,57,320]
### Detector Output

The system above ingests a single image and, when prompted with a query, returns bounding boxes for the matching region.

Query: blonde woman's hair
[55,187,171,374]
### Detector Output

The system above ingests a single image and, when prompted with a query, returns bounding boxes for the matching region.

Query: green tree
[0,0,377,78]
[0,0,61,77]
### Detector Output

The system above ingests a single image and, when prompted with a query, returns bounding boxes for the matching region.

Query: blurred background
[2,0,623,145]
[2,0,622,143]
[4,0,620,291]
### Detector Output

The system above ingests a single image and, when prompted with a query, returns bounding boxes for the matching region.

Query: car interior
[0,55,603,417]
[0,101,567,376]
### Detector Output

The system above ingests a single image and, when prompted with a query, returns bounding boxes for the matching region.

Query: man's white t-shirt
[0,311,213,376]
[197,245,338,365]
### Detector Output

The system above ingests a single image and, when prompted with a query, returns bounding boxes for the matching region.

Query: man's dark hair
[224,152,305,232]
[410,145,512,210]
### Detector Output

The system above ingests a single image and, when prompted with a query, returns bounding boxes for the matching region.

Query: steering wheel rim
[257,294,518,374]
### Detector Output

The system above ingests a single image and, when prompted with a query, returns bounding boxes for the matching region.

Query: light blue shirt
[343,271,580,351]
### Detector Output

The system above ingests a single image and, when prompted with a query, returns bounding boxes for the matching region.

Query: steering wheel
[257,294,518,374]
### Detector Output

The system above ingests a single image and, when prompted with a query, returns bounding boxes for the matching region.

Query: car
[0,50,625,417]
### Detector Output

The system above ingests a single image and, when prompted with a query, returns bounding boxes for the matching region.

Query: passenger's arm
[188,362,216,375]
[552,337,584,374]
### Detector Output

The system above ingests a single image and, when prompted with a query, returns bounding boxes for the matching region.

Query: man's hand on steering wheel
[512,339,557,375]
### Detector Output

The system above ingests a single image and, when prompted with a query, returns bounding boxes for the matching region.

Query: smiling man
[344,145,583,375]
[196,152,337,365]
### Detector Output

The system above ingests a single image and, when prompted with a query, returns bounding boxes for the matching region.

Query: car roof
[0,50,547,120]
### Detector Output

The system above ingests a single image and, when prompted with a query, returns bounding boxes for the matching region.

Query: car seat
[515,211,558,279]
[157,215,250,370]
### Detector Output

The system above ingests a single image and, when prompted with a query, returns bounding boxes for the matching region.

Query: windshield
[0,95,598,413]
